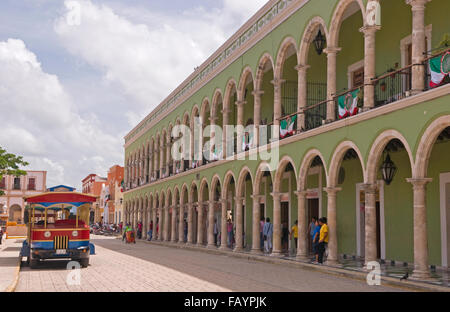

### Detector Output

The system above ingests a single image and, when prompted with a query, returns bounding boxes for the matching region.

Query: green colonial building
[123,0,450,280]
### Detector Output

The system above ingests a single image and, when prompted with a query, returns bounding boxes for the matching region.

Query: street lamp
[380,152,397,185]
[313,29,326,55]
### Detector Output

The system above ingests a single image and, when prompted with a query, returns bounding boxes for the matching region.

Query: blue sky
[0,0,266,189]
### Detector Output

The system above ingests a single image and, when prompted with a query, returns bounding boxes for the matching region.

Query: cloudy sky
[0,0,266,190]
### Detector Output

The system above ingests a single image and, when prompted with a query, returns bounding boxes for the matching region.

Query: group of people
[308,217,329,264]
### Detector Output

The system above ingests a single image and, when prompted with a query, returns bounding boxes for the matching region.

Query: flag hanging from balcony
[280,115,297,139]
[120,180,124,193]
[429,52,450,88]
[242,131,253,151]
[338,89,360,119]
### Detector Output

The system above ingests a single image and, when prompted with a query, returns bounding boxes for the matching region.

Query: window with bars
[0,178,5,190]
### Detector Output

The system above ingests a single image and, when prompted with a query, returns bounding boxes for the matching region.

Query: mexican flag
[120,180,124,192]
[242,131,254,151]
[429,53,449,88]
[280,115,297,139]
[338,89,361,119]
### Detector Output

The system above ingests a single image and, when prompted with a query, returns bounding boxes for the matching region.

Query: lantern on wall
[313,29,326,55]
[380,152,397,185]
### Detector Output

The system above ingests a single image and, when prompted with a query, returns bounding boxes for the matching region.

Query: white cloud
[54,0,267,127]
[0,38,122,189]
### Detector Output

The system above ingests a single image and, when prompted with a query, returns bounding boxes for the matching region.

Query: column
[271,79,285,141]
[295,64,309,132]
[407,178,432,279]
[209,116,218,160]
[154,146,159,179]
[363,183,378,266]
[164,205,170,241]
[360,25,380,111]
[407,0,430,94]
[324,187,341,265]
[190,122,195,168]
[207,200,216,248]
[221,108,230,159]
[234,196,244,252]
[171,205,177,242]
[271,192,282,256]
[219,199,229,250]
[252,90,264,147]
[187,203,194,244]
[143,205,148,239]
[197,202,205,246]
[149,148,153,181]
[251,195,262,254]
[160,142,164,177]
[166,136,170,175]
[235,101,246,153]
[179,204,185,243]
[324,47,341,123]
[158,206,163,241]
[152,201,157,241]
[295,190,308,260]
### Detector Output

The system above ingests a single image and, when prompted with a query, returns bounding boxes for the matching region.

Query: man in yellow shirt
[318,217,328,264]
[290,220,298,253]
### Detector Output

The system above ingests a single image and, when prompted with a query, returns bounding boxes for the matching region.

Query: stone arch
[273,155,298,193]
[298,149,329,191]
[211,89,223,118]
[366,129,414,184]
[236,166,253,198]
[255,52,275,91]
[328,140,365,187]
[189,181,199,203]
[238,67,255,101]
[298,16,330,66]
[200,98,211,125]
[222,170,237,200]
[199,177,210,202]
[253,161,274,195]
[210,174,222,201]
[224,79,238,111]
[329,0,366,48]
[415,115,450,178]
[275,36,299,80]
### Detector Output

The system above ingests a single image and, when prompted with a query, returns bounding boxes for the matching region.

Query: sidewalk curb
[131,238,450,292]
[4,256,22,293]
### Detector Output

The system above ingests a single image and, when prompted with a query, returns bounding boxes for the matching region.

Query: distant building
[0,171,47,225]
[106,165,124,224]
[81,174,107,223]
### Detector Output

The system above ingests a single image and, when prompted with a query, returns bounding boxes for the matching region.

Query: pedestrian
[0,227,3,245]
[122,223,129,242]
[282,222,289,253]
[312,219,321,263]
[308,217,317,252]
[227,219,233,248]
[259,217,265,251]
[213,218,218,246]
[262,217,273,254]
[317,217,328,264]
[290,220,298,254]
[147,220,153,241]
[137,221,142,239]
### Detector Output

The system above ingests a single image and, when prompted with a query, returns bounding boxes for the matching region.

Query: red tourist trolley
[20,191,96,269]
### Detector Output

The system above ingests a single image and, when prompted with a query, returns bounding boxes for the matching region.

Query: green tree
[0,146,29,195]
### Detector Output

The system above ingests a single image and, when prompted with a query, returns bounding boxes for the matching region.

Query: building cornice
[124,84,450,195]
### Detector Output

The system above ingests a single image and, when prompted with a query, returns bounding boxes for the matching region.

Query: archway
[236,167,253,251]
[221,171,236,249]
[238,68,255,153]
[223,80,238,157]
[9,204,22,223]
[189,183,199,244]
[255,54,275,145]
[198,179,209,246]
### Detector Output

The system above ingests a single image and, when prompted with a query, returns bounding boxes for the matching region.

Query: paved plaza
[15,235,403,292]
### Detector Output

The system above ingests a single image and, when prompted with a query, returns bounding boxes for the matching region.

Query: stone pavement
[16,235,402,292]
[0,235,23,292]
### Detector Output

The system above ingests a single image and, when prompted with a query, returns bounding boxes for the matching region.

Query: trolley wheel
[80,258,89,268]
[30,258,39,269]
